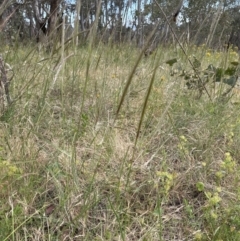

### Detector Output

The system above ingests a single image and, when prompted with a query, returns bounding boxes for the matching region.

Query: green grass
[1,42,240,240]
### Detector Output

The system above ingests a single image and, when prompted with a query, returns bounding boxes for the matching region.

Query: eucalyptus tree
[32,0,63,43]
[222,4,240,49]
[182,0,240,47]
[1,0,240,49]
[137,0,184,50]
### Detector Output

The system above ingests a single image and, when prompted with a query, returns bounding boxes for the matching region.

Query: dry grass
[1,43,240,241]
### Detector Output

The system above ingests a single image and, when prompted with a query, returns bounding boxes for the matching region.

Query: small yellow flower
[0,160,22,176]
[156,171,174,193]
[216,187,222,193]
[210,210,218,219]
[194,231,202,240]
[230,226,236,232]
[180,135,187,142]
[221,152,236,172]
[215,171,224,179]
[208,193,221,206]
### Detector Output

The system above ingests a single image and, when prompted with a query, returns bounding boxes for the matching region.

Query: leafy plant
[166,57,240,98]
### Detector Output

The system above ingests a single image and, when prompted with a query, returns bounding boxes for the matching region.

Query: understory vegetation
[1,43,240,241]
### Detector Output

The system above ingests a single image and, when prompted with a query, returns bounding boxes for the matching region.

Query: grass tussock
[1,43,240,240]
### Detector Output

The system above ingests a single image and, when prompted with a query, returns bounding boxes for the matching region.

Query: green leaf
[215,68,225,82]
[223,76,237,87]
[196,182,205,192]
[206,64,216,71]
[204,64,216,75]
[225,66,237,76]
[192,57,201,69]
[165,58,177,66]
[184,74,191,80]
[230,61,239,66]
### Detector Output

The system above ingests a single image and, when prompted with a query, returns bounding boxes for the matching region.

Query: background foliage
[1,0,240,49]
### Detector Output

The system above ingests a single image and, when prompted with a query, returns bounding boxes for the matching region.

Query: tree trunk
[137,0,142,47]
[33,0,47,42]
[33,0,62,44]
[74,0,81,46]
[47,0,61,37]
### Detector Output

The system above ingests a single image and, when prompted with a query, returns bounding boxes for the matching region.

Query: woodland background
[1,0,240,49]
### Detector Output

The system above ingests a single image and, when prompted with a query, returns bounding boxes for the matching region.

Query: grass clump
[0,43,240,240]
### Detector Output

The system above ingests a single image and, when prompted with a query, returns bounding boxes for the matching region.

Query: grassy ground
[1,42,240,240]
